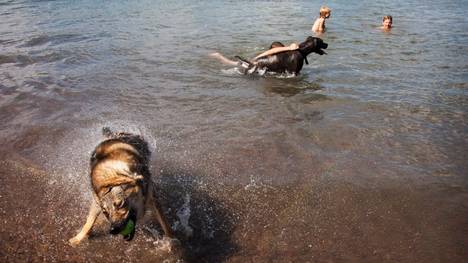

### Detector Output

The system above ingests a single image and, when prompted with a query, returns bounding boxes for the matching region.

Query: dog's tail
[234,56,257,74]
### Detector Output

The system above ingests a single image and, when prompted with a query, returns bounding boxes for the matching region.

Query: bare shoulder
[312,18,323,32]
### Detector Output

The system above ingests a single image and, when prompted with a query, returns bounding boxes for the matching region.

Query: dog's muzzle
[317,42,328,55]
[109,210,137,241]
[110,223,125,235]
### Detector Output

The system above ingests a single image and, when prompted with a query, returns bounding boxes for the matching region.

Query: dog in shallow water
[69,128,173,246]
[237,36,328,75]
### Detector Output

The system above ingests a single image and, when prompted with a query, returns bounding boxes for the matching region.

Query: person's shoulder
[312,18,321,28]
[312,19,324,32]
[313,17,323,23]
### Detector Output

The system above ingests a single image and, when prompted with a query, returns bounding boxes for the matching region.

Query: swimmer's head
[382,15,393,29]
[320,6,331,18]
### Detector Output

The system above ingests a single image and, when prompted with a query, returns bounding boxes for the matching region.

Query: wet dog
[69,128,173,246]
[237,36,328,75]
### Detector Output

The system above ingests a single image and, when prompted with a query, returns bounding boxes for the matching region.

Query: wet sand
[1,0,467,262]
[1,129,467,262]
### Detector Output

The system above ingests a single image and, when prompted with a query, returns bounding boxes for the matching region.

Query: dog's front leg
[69,199,101,246]
[146,184,174,238]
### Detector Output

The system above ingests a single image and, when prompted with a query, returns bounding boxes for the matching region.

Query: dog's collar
[298,50,309,65]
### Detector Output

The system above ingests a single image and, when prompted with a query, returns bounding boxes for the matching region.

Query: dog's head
[299,36,328,56]
[93,174,144,240]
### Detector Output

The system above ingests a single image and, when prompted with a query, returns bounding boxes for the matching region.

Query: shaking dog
[69,128,173,246]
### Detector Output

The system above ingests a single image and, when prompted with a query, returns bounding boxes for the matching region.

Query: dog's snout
[109,221,126,235]
[110,227,120,235]
[323,43,328,49]
[110,226,121,235]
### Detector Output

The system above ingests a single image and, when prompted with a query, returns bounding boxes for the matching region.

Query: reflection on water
[0,0,467,262]
[261,78,325,97]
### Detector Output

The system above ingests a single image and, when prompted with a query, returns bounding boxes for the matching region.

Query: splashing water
[174,193,193,238]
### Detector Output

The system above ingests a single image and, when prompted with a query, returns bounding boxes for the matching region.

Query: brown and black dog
[69,128,173,246]
[237,36,328,75]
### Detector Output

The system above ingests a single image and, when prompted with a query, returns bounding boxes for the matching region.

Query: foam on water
[220,66,297,78]
[42,121,162,203]
[174,193,193,237]
[1,0,467,261]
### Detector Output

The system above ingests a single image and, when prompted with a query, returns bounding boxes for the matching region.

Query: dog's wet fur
[69,128,173,246]
[239,36,328,75]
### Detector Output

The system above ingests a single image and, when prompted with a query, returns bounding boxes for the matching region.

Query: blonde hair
[383,15,392,22]
[319,6,331,18]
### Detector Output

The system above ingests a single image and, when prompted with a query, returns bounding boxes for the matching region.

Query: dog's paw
[69,236,84,247]
[167,237,181,246]
[153,236,180,252]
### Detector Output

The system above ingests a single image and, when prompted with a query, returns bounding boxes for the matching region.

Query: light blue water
[0,0,467,262]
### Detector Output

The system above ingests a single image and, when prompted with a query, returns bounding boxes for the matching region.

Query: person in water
[381,15,393,30]
[209,41,299,67]
[311,6,331,33]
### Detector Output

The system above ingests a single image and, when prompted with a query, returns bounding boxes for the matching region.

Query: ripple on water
[0,0,467,262]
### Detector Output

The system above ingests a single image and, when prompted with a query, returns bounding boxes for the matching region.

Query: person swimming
[311,6,331,33]
[209,36,328,75]
[381,15,393,31]
[209,41,299,68]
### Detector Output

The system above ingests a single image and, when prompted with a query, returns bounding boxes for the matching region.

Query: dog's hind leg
[146,184,174,238]
[69,199,101,246]
[153,201,174,238]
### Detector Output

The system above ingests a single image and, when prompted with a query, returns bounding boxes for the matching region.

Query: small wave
[265,71,297,79]
[220,67,244,75]
[221,66,298,78]
[174,193,193,237]
[0,54,16,65]
[0,54,34,66]
[0,1,15,6]
[452,82,468,89]
[20,35,50,47]
[19,33,89,48]
[0,51,70,67]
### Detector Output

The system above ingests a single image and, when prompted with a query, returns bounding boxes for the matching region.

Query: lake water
[0,0,467,262]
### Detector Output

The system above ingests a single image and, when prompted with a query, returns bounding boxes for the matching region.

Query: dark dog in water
[248,36,328,75]
[211,36,328,75]
[69,128,174,246]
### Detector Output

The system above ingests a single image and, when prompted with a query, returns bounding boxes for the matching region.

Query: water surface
[0,0,467,262]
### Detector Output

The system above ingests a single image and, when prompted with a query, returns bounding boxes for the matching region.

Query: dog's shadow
[151,166,238,262]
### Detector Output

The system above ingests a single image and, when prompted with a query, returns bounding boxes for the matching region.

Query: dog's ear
[97,174,144,190]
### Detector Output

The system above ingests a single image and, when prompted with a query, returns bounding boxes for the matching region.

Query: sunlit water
[0,0,467,262]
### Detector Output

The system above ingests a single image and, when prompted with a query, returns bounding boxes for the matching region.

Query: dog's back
[92,128,150,165]
[255,51,305,74]
[90,128,151,193]
[251,36,328,75]
[235,52,304,75]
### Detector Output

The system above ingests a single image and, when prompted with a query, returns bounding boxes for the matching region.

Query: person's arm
[254,43,299,60]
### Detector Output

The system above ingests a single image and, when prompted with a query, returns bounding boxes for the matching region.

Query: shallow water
[1,0,467,262]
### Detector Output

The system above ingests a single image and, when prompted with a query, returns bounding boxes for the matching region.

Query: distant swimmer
[311,6,331,34]
[381,15,393,31]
